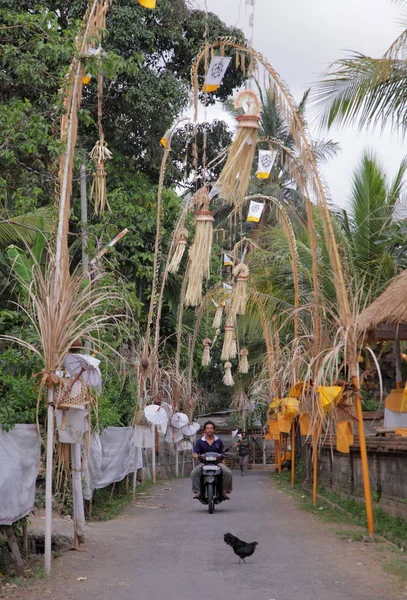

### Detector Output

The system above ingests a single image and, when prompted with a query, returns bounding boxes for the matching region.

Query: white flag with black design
[257,149,277,179]
[246,200,265,223]
[202,56,232,92]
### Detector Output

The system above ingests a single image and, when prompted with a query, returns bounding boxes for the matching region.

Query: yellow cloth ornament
[385,387,407,413]
[317,386,342,410]
[336,421,354,454]
[267,419,280,436]
[299,413,311,436]
[282,397,300,420]
[277,412,292,434]
[269,399,281,410]
[288,381,305,398]
[138,0,156,7]
[395,428,407,437]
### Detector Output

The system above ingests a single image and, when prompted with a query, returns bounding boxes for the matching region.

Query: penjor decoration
[201,338,212,367]
[223,362,235,387]
[168,228,189,273]
[232,262,249,315]
[239,348,249,374]
[217,90,261,206]
[89,139,112,214]
[221,307,237,361]
[212,301,224,329]
[185,188,214,306]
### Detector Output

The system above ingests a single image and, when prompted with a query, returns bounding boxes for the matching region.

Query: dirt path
[3,472,405,599]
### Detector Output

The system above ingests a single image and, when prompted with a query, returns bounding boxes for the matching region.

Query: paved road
[11,472,403,599]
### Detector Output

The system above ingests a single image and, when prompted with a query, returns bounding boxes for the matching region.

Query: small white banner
[246,200,265,223]
[257,149,277,179]
[202,56,232,92]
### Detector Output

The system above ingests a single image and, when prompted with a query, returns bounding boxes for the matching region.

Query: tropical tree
[313,1,407,133]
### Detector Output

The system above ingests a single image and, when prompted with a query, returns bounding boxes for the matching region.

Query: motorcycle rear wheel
[207,483,215,514]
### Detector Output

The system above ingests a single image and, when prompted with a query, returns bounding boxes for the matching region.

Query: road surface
[8,472,404,599]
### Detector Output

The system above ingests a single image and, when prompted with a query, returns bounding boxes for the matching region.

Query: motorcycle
[197,451,228,514]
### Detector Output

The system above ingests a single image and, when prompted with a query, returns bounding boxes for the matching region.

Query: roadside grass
[275,470,407,550]
[89,477,155,521]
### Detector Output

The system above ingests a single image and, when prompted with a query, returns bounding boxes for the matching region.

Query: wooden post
[312,429,318,506]
[291,419,295,488]
[71,443,85,547]
[0,526,25,577]
[395,330,402,388]
[353,376,374,535]
[44,390,54,575]
[152,424,156,483]
[175,442,179,477]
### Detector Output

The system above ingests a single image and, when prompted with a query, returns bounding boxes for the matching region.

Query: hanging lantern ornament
[212,301,224,329]
[201,338,212,367]
[223,362,235,387]
[185,188,214,306]
[232,262,249,315]
[221,307,236,361]
[168,228,189,273]
[239,348,249,374]
[217,90,261,207]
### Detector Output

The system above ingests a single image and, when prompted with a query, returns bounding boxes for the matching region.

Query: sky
[193,0,407,210]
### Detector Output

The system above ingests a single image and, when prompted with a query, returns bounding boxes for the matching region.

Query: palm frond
[0,206,53,246]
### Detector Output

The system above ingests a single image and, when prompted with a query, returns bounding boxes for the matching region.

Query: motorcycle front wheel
[207,483,215,514]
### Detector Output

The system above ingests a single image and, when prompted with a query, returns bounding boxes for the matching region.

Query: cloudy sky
[193,0,406,209]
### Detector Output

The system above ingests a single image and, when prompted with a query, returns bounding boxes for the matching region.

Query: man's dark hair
[203,420,216,430]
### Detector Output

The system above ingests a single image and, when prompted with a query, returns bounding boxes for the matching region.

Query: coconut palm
[313,2,407,132]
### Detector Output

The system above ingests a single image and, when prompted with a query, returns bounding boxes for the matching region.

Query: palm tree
[338,150,407,298]
[313,2,407,132]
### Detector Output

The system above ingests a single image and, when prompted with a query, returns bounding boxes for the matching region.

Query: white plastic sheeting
[0,424,41,525]
[83,427,143,500]
[56,406,88,444]
[384,408,407,428]
[133,425,154,449]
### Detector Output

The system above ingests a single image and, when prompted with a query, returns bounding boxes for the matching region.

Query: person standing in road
[236,431,250,476]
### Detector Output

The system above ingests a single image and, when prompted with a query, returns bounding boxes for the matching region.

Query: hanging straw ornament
[201,338,212,367]
[223,362,234,387]
[239,348,249,374]
[217,90,261,207]
[185,188,214,306]
[221,307,236,361]
[89,139,113,215]
[232,262,249,315]
[212,301,224,329]
[168,228,189,273]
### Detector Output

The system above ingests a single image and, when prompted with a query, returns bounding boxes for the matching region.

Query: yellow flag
[336,421,354,453]
[138,0,156,7]
[160,137,167,148]
[317,386,342,410]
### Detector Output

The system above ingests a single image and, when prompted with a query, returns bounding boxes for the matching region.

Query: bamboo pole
[291,419,295,488]
[175,444,179,477]
[44,389,54,576]
[152,424,156,483]
[353,376,374,535]
[312,428,318,506]
[395,329,402,388]
[71,443,85,547]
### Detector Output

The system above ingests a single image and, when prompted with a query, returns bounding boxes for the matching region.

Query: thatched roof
[358,270,407,339]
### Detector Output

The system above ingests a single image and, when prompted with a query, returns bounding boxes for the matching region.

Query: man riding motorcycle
[190,421,233,499]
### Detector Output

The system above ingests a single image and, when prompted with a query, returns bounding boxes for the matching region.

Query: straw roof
[358,270,407,338]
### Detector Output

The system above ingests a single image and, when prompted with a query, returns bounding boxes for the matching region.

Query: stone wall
[304,435,407,518]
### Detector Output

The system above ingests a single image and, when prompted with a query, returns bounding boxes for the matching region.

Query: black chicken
[223,532,259,563]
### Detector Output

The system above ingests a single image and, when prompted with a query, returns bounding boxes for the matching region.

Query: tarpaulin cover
[0,424,41,525]
[83,427,143,500]
[56,406,88,444]
[384,408,407,428]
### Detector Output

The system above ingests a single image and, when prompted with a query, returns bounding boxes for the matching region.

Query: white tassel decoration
[212,303,224,329]
[239,348,249,374]
[168,228,189,273]
[232,263,249,316]
[201,338,212,367]
[223,362,235,386]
